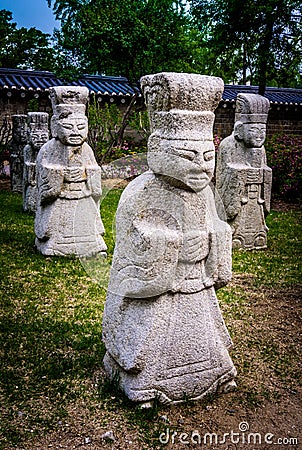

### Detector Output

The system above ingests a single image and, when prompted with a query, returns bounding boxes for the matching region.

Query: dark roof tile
[0,68,139,97]
[222,84,302,104]
[0,68,301,104]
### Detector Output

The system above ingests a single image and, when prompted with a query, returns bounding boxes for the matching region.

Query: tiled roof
[0,68,139,96]
[0,68,63,91]
[0,68,301,104]
[75,74,139,96]
[222,84,302,105]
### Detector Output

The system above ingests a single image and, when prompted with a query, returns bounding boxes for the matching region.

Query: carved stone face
[241,123,266,148]
[148,136,215,192]
[30,130,49,150]
[55,115,88,146]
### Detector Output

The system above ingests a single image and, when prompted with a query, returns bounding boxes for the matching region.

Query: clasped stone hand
[64,167,86,182]
[178,230,207,264]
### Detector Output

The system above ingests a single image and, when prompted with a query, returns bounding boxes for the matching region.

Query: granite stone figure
[102,72,237,405]
[9,115,27,193]
[34,86,107,257]
[23,112,49,212]
[215,93,272,249]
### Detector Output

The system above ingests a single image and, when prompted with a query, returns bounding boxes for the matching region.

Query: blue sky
[1,0,60,34]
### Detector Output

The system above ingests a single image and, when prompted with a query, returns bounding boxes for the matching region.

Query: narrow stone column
[9,115,27,193]
[23,112,49,212]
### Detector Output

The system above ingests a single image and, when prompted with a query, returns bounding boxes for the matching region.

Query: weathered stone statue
[102,72,237,405]
[9,115,27,193]
[35,86,107,257]
[23,112,49,212]
[215,93,272,250]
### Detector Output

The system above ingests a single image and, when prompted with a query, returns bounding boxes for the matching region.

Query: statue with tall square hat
[23,112,49,212]
[102,72,237,405]
[216,93,272,250]
[34,86,107,257]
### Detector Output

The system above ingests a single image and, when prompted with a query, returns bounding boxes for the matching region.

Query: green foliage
[48,0,202,82]
[128,109,150,144]
[88,97,149,164]
[266,134,302,202]
[191,0,302,91]
[0,9,56,70]
[27,98,39,112]
[88,99,123,161]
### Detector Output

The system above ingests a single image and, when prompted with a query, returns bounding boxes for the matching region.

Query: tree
[48,0,202,83]
[0,9,55,71]
[191,0,302,93]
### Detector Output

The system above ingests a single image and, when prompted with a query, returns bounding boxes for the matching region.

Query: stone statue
[102,72,237,405]
[9,115,27,193]
[34,86,107,257]
[215,93,272,250]
[23,112,49,212]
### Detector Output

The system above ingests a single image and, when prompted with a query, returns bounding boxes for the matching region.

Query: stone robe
[102,171,236,404]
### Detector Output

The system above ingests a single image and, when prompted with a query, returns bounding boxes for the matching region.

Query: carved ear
[148,133,161,151]
[50,116,58,138]
[234,121,244,141]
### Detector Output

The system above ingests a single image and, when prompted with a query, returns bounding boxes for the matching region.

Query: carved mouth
[69,136,82,142]
[188,175,209,182]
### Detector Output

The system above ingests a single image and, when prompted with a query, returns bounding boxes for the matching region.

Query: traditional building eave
[0,68,140,103]
[0,68,301,106]
[221,84,302,108]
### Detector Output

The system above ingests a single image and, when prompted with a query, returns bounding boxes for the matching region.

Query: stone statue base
[103,288,236,404]
[35,195,106,257]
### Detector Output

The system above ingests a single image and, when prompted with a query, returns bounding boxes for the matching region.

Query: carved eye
[62,123,73,130]
[204,150,214,161]
[77,123,86,130]
[171,148,195,161]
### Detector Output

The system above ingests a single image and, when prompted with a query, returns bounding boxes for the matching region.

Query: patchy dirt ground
[1,181,301,450]
[10,276,301,450]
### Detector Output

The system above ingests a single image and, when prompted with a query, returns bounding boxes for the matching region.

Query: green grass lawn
[0,190,301,449]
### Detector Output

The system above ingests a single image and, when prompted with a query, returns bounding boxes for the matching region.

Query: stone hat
[27,112,49,130]
[235,93,270,124]
[140,72,224,140]
[49,86,89,117]
[12,114,27,126]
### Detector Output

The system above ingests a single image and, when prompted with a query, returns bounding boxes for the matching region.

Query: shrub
[213,134,222,151]
[265,134,302,203]
[88,96,149,164]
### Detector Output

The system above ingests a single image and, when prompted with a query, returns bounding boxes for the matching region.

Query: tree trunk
[242,42,247,85]
[258,22,274,96]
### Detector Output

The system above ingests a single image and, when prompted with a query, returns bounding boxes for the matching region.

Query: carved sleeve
[109,209,181,299]
[108,182,183,299]
[38,165,64,205]
[83,144,102,198]
[205,188,232,289]
[218,166,246,220]
[262,166,272,215]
